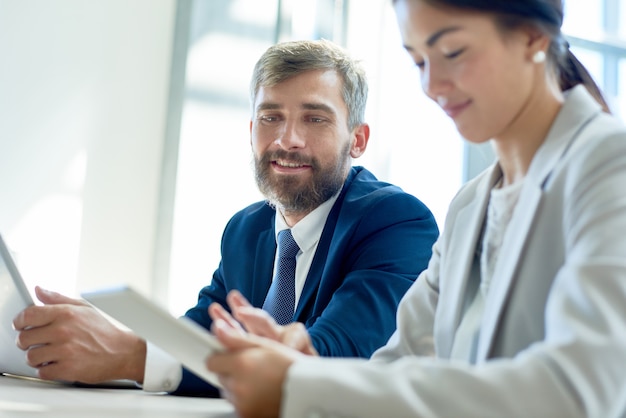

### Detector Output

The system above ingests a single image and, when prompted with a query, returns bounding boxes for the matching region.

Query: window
[167,0,626,314]
[8,1,621,314]
[564,0,626,121]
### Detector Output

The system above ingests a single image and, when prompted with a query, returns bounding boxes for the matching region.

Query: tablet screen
[82,285,224,388]
[0,233,39,378]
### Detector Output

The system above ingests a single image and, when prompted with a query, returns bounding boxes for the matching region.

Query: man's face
[250,69,356,214]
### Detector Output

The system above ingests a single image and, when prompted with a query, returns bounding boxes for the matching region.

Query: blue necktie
[262,229,300,325]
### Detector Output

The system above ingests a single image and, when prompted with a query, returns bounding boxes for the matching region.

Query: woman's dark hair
[398,0,611,112]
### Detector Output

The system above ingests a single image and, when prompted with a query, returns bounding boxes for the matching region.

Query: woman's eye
[415,60,425,69]
[445,48,465,59]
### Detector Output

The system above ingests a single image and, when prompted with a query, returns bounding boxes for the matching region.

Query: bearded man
[13,39,438,397]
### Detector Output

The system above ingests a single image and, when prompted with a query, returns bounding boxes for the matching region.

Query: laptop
[0,233,40,379]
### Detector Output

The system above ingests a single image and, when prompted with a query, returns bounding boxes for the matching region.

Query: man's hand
[209,290,318,356]
[12,286,146,384]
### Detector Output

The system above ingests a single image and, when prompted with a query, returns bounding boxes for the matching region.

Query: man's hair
[250,39,368,130]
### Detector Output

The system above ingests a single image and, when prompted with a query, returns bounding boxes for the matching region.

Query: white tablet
[0,233,39,379]
[82,285,224,388]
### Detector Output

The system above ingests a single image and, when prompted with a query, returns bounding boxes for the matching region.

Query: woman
[206,1,626,417]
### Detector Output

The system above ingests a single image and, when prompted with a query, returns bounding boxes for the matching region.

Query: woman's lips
[441,99,471,119]
[437,96,471,119]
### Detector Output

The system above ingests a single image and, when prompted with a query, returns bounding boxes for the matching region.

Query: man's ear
[350,123,370,158]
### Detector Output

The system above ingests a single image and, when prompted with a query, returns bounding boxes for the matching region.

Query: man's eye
[260,115,278,122]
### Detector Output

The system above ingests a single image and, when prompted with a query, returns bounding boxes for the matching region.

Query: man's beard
[254,145,350,214]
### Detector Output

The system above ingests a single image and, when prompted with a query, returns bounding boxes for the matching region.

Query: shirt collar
[275,191,340,253]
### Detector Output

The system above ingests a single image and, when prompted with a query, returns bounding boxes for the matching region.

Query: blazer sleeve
[307,188,439,358]
[281,131,626,417]
[170,263,229,396]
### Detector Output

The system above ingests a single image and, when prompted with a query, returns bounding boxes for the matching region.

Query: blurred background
[1,0,624,315]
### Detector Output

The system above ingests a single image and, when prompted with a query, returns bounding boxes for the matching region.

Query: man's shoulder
[223,200,275,237]
[231,200,274,221]
[348,166,401,193]
[345,166,427,207]
[333,167,436,231]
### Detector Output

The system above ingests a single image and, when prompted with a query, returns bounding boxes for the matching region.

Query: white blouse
[450,178,524,362]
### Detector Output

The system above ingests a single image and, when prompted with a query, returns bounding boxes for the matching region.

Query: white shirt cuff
[140,342,183,392]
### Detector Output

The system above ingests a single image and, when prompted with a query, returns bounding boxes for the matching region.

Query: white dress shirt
[141,192,340,392]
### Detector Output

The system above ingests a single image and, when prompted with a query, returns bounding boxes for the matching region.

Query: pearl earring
[532,50,546,64]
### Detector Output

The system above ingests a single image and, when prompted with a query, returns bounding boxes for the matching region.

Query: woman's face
[393,0,539,143]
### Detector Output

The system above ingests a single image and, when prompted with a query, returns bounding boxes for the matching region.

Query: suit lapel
[437,166,498,357]
[250,227,277,307]
[475,89,598,360]
[294,192,341,319]
[475,183,543,361]
[476,145,566,361]
[293,169,356,319]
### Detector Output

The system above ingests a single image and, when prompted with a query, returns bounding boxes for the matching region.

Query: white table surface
[0,374,237,417]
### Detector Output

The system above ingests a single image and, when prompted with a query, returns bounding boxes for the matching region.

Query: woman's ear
[524,27,551,63]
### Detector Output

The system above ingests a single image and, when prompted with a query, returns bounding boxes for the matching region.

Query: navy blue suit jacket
[176,166,439,395]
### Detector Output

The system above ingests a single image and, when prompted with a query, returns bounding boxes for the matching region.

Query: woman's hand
[209,290,318,356]
[208,318,302,418]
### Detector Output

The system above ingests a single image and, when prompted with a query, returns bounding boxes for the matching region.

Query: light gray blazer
[283,86,626,418]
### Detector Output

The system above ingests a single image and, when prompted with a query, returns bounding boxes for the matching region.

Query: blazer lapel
[437,166,499,357]
[475,89,598,361]
[475,182,543,361]
[293,169,356,319]
[293,198,340,319]
[250,227,277,307]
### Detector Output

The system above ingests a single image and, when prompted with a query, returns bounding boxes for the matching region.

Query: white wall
[0,0,176,299]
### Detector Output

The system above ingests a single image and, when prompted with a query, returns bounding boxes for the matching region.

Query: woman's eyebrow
[426,26,462,47]
[403,25,462,53]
